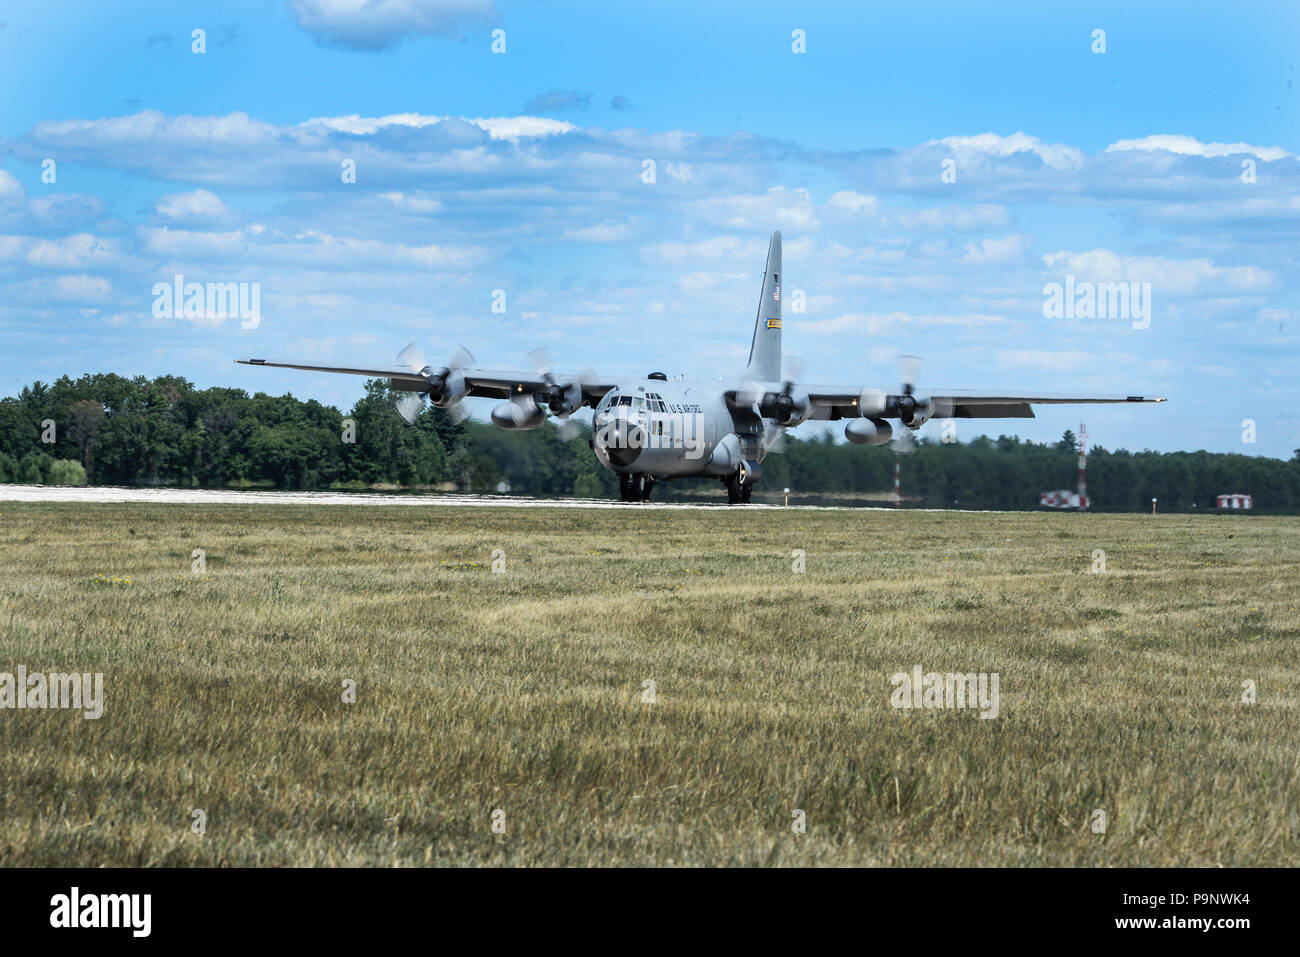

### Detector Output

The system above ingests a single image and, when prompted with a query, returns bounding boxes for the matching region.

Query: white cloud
[0,170,25,210]
[7,274,114,304]
[1138,195,1300,227]
[1106,135,1291,163]
[995,349,1129,372]
[379,191,443,214]
[885,204,1010,233]
[302,112,576,140]
[691,187,819,231]
[27,193,107,226]
[288,0,497,51]
[562,222,630,242]
[32,110,277,150]
[640,236,749,266]
[959,233,1034,265]
[929,132,1085,172]
[156,189,229,222]
[0,233,136,271]
[827,191,880,216]
[1041,248,1280,295]
[802,311,1008,335]
[140,225,486,271]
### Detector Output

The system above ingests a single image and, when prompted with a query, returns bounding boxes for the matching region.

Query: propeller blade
[765,421,788,453]
[396,341,427,374]
[446,402,469,425]
[736,379,764,407]
[447,344,474,371]
[525,346,553,380]
[395,393,424,424]
[781,355,806,389]
[899,354,922,394]
[859,387,887,416]
[398,342,474,375]
[556,417,585,442]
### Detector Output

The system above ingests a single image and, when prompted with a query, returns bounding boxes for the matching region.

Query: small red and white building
[1215,493,1253,510]
[1040,489,1086,509]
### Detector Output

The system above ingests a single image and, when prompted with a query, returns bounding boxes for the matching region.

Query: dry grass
[1,502,1297,866]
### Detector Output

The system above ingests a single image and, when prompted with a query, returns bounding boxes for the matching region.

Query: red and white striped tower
[1077,422,1089,509]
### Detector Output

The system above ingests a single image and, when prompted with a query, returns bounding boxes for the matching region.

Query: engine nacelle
[773,388,811,427]
[900,396,934,429]
[491,395,546,430]
[428,369,467,407]
[845,417,892,446]
[545,376,584,417]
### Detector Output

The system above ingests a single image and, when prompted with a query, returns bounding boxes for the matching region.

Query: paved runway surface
[0,484,900,511]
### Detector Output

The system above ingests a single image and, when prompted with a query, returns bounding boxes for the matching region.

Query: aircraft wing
[787,385,1166,420]
[927,390,1166,419]
[234,357,619,404]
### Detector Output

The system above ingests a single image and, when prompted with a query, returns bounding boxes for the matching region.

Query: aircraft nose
[593,416,643,468]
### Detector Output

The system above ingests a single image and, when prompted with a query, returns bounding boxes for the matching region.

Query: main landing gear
[725,472,753,505]
[619,473,655,502]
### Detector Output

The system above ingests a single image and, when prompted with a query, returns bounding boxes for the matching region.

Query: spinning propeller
[525,347,596,441]
[890,354,953,449]
[762,356,809,453]
[393,342,475,424]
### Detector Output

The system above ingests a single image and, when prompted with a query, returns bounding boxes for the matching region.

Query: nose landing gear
[619,473,655,502]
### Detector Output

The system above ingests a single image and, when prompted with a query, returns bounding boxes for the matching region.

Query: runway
[0,484,893,511]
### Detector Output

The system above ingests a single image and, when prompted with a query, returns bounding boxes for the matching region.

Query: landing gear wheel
[740,482,753,504]
[726,472,745,505]
[620,473,649,503]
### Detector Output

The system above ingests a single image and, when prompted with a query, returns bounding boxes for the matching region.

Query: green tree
[49,459,87,485]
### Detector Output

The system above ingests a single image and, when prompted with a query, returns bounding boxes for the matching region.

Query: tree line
[1,373,1297,511]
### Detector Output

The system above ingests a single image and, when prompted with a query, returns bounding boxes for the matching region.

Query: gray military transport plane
[237,231,1164,504]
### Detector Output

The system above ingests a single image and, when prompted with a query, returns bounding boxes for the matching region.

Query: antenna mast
[1077,421,1089,510]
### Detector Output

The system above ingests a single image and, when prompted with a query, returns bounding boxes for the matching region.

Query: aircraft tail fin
[744,230,782,382]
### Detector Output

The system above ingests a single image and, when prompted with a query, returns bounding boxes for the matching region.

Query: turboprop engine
[766,381,809,428]
[896,394,934,429]
[895,354,935,429]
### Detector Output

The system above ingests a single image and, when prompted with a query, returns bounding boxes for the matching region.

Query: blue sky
[1,0,1297,456]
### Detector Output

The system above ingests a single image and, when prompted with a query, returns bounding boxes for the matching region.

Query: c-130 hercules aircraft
[237,231,1164,504]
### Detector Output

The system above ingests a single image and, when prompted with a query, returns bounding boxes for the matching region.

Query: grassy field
[0,501,1297,866]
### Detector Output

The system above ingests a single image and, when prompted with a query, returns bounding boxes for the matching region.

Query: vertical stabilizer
[744,231,782,382]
